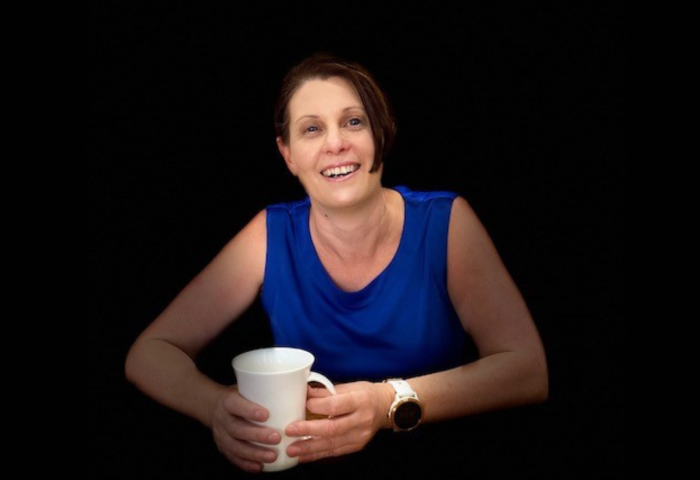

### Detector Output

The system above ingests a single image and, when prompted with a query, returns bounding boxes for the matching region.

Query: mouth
[320,164,360,179]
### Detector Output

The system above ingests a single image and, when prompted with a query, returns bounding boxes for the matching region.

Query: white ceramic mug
[232,347,336,472]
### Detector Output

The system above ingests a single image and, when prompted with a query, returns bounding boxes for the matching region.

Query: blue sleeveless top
[261,186,466,382]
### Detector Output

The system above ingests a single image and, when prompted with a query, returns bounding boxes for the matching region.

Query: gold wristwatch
[385,379,423,432]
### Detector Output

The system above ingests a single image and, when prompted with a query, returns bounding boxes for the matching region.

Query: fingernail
[287,445,300,457]
[286,424,299,436]
[267,432,281,444]
[264,451,277,463]
[254,410,266,421]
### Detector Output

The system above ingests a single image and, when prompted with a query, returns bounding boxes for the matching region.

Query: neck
[309,188,397,260]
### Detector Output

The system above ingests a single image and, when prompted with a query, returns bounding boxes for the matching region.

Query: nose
[324,126,349,155]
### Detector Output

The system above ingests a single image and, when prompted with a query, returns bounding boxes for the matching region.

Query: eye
[346,117,364,128]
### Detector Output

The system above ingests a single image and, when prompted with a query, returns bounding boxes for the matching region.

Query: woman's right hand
[211,386,282,473]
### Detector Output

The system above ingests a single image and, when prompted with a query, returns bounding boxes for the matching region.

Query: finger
[306,392,348,417]
[307,383,335,398]
[307,381,359,398]
[225,416,281,445]
[287,433,361,463]
[223,389,269,423]
[216,435,277,473]
[286,413,356,439]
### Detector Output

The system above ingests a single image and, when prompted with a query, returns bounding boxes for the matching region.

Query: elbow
[124,341,141,386]
[533,370,549,404]
[528,354,549,404]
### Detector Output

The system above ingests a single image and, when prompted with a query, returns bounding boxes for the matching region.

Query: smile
[321,164,360,178]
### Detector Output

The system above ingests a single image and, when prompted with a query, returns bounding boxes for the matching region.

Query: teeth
[322,164,359,178]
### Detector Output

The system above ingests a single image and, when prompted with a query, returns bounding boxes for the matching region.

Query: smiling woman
[276,77,379,210]
[124,52,548,474]
[274,53,396,175]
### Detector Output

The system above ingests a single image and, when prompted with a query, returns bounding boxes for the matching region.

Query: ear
[276,136,297,176]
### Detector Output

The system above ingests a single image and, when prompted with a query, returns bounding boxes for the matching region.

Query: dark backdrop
[88,3,624,478]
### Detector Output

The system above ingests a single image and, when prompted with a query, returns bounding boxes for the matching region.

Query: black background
[88,3,624,478]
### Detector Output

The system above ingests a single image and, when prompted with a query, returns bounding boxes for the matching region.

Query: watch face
[394,399,423,430]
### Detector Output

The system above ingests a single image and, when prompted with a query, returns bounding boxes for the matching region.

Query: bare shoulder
[447,194,503,269]
[450,195,471,214]
[234,208,267,246]
[447,195,489,244]
[216,209,267,283]
[180,207,269,315]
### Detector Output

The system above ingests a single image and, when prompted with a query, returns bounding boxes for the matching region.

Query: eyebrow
[294,106,366,125]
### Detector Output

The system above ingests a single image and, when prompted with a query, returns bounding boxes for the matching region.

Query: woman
[125,52,548,473]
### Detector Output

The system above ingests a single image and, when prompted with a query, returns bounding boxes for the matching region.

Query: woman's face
[277,76,379,210]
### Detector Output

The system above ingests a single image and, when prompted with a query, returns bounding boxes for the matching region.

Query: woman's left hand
[284,381,394,463]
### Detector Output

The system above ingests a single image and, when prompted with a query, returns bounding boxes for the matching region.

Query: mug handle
[307,371,336,395]
[305,372,336,423]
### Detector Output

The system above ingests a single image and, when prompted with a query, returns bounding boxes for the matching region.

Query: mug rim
[232,347,315,375]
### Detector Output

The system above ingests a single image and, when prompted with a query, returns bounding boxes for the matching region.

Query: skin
[125,76,548,473]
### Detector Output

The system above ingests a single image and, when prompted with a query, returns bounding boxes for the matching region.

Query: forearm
[125,338,226,428]
[407,351,548,424]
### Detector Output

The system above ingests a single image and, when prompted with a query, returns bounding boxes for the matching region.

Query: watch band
[387,379,418,398]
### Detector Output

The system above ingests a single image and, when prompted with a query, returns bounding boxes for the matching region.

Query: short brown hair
[274,53,396,173]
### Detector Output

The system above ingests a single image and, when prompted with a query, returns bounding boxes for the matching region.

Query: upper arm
[134,209,268,358]
[447,197,544,359]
